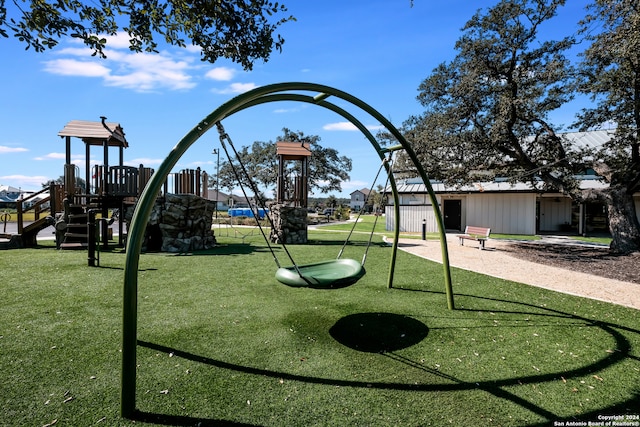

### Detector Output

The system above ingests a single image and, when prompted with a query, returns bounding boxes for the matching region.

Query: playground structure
[275,140,311,207]
[0,183,63,249]
[56,117,140,249]
[2,118,211,252]
[121,82,454,418]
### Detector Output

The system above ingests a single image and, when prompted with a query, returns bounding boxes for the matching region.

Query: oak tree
[572,0,640,253]
[401,0,640,253]
[213,128,352,199]
[0,0,294,69]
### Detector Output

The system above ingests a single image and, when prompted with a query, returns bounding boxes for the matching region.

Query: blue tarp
[228,208,268,219]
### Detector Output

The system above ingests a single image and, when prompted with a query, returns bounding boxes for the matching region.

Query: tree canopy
[213,128,352,198]
[400,0,640,253]
[574,0,640,184]
[0,0,294,69]
[404,0,576,190]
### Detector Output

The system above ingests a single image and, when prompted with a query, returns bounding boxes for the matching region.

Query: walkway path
[396,234,640,311]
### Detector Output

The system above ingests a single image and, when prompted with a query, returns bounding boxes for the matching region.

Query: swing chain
[338,151,394,265]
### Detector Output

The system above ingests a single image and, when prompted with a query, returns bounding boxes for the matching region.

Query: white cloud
[42,32,197,92]
[341,180,370,192]
[205,67,236,81]
[103,32,134,49]
[323,122,385,132]
[212,82,258,94]
[0,146,28,154]
[0,174,51,189]
[185,45,202,54]
[43,59,110,77]
[125,158,165,166]
[34,152,67,161]
[190,160,215,167]
[55,46,95,56]
[323,122,358,131]
[273,107,298,114]
[103,50,196,91]
[33,153,89,163]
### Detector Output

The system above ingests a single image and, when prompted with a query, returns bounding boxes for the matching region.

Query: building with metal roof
[384,130,636,236]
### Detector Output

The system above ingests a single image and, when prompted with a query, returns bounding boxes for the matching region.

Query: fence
[163,167,209,198]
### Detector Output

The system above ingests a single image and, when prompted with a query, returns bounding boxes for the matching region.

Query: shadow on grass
[135,290,640,425]
[158,240,388,258]
[305,239,390,247]
[329,312,429,352]
[130,410,260,427]
[158,243,274,257]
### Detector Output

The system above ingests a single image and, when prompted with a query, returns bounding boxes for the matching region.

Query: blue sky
[0,0,589,196]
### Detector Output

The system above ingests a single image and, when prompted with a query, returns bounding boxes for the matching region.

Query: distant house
[384,131,640,235]
[229,194,256,208]
[0,185,23,208]
[350,188,370,212]
[206,189,256,211]
[206,189,231,212]
[0,186,50,210]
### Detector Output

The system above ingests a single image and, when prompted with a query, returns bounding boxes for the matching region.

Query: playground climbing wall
[128,193,217,252]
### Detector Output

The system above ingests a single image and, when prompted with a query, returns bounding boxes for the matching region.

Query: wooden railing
[164,167,209,198]
[91,164,155,198]
[16,183,63,234]
[85,164,209,201]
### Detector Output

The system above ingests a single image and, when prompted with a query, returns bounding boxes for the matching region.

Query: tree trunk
[605,186,640,254]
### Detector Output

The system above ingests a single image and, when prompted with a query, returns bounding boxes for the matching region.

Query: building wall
[387,192,640,236]
[350,191,365,211]
[386,193,536,234]
[538,196,573,232]
[465,193,536,235]
[385,204,438,233]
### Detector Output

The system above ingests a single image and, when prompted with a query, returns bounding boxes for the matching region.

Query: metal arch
[121,82,454,417]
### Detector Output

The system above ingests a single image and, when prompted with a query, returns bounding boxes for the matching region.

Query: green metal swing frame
[120,82,454,418]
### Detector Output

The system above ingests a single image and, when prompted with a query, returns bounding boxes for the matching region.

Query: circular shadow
[329,312,429,353]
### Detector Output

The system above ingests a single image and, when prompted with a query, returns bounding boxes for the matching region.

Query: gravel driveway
[395,235,640,311]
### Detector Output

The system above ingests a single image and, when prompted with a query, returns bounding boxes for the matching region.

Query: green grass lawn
[316,214,440,240]
[1,229,638,426]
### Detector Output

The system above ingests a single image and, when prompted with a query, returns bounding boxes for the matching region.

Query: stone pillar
[133,193,217,252]
[269,204,308,244]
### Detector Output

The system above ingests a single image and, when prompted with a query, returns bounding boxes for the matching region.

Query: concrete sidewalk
[396,234,640,311]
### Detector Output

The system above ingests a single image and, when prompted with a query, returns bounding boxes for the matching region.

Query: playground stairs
[59,203,93,250]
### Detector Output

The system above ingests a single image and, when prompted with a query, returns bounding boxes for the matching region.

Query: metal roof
[388,131,618,195]
[0,185,21,193]
[350,188,371,196]
[561,129,614,150]
[390,175,608,194]
[58,120,128,148]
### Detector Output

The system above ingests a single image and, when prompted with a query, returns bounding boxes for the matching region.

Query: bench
[457,226,491,250]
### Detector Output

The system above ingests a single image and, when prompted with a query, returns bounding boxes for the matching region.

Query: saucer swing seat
[275,259,366,289]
